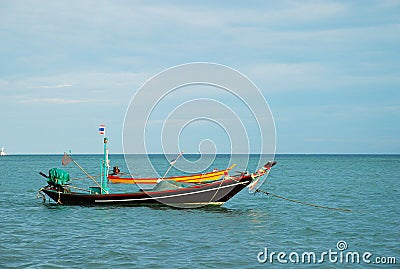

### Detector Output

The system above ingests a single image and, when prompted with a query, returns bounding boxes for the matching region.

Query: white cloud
[18,97,89,105]
[384,105,400,112]
[247,62,328,92]
[1,71,149,105]
[32,83,73,89]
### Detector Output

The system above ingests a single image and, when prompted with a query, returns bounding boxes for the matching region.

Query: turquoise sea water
[0,154,399,268]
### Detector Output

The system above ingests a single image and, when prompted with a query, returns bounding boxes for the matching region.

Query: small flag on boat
[99,124,106,135]
[62,152,73,166]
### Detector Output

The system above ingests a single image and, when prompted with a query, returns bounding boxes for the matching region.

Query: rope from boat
[207,175,227,204]
[67,185,92,192]
[255,189,353,212]
[36,188,46,203]
[57,191,62,205]
[70,174,101,180]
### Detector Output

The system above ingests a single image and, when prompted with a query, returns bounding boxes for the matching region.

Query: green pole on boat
[98,123,109,194]
[102,136,109,194]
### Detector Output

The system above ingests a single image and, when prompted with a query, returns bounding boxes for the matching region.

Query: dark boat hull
[41,174,252,206]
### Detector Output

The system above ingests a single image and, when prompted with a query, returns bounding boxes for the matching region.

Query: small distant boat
[37,125,276,207]
[108,164,236,185]
[0,147,6,156]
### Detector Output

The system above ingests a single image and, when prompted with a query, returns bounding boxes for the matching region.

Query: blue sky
[0,0,399,154]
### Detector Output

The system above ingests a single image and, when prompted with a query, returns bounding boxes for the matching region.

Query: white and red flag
[99,124,106,135]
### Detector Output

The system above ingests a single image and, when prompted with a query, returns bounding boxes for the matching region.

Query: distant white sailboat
[0,147,6,156]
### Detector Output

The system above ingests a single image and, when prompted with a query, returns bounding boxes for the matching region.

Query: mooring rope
[70,174,101,180]
[255,189,353,212]
[207,175,227,203]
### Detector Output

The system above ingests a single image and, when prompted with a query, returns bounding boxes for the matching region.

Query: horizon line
[2,152,400,155]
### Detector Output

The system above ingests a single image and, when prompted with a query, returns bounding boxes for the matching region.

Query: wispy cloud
[19,97,89,104]
[1,71,148,105]
[32,83,73,89]
[384,105,400,112]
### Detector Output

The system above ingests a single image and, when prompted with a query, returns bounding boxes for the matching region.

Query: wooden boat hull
[41,174,252,206]
[108,169,229,185]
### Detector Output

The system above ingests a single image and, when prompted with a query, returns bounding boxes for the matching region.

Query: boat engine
[47,168,70,186]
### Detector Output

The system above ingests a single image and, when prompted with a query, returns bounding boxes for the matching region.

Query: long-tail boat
[107,164,236,185]
[37,128,276,207]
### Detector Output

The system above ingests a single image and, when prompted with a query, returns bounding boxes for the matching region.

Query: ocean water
[0,154,399,268]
